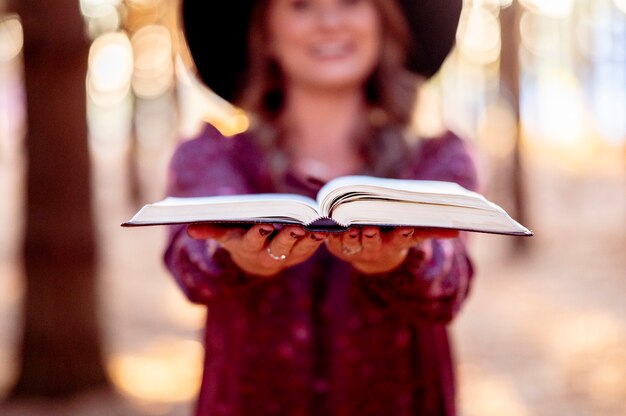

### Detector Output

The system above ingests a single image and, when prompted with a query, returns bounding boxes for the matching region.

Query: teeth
[313,43,348,56]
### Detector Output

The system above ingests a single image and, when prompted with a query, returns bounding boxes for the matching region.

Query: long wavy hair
[237,0,422,178]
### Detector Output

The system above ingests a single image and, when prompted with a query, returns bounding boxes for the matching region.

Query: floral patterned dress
[163,123,478,416]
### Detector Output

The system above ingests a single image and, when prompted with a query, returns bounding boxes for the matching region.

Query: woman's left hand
[326,226,459,274]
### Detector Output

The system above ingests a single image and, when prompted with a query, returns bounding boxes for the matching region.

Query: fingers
[361,226,382,253]
[241,224,275,251]
[389,227,418,248]
[189,224,459,244]
[188,223,330,276]
[266,225,307,259]
[413,227,459,240]
[188,223,277,250]
[361,227,413,260]
[187,223,240,241]
[341,228,363,256]
[187,223,219,239]
[188,224,457,275]
[327,226,410,274]
[331,227,426,261]
[290,231,328,259]
[325,227,425,274]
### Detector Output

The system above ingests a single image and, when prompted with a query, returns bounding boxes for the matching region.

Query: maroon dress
[163,123,478,416]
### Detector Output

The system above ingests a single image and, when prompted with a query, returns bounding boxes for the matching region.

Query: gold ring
[267,246,287,261]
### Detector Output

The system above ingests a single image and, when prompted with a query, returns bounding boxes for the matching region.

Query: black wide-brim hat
[181,0,463,103]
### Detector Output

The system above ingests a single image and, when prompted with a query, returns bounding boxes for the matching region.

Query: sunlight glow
[176,57,250,138]
[131,25,174,99]
[456,7,501,65]
[0,15,23,63]
[590,70,626,146]
[458,363,531,416]
[413,82,445,138]
[86,4,121,38]
[210,108,251,138]
[80,0,122,18]
[480,0,513,9]
[0,16,25,153]
[87,92,133,153]
[520,0,574,18]
[134,94,178,148]
[613,0,626,13]
[477,98,518,158]
[522,68,587,146]
[108,338,203,403]
[127,0,162,7]
[520,12,564,57]
[88,32,133,106]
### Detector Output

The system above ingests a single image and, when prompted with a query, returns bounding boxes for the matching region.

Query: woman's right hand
[187,223,328,277]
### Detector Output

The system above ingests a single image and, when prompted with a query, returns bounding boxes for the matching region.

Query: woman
[166,0,477,414]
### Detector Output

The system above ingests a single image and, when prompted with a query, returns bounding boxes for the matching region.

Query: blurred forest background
[0,0,624,415]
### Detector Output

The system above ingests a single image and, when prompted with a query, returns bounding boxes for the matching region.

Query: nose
[317,4,342,28]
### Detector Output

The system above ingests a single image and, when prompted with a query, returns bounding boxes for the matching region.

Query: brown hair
[239,0,421,177]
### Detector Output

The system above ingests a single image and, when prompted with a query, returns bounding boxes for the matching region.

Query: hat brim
[181,0,462,103]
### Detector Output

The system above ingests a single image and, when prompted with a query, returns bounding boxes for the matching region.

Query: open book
[122,175,532,236]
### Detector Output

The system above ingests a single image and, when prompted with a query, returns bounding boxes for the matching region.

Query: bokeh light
[456,6,501,65]
[476,0,514,9]
[108,338,203,403]
[175,56,250,138]
[476,97,518,159]
[86,32,134,155]
[458,363,531,416]
[131,24,173,99]
[519,0,574,18]
[80,0,123,17]
[520,11,565,57]
[87,91,133,154]
[85,4,121,39]
[0,15,26,157]
[0,15,23,63]
[522,67,587,146]
[126,0,162,7]
[589,65,626,146]
[614,0,626,13]
[87,31,134,107]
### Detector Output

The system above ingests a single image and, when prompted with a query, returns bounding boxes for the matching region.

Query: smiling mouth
[311,42,353,59]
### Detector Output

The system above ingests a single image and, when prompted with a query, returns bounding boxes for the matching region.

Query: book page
[316,175,492,216]
[126,193,323,226]
[331,199,531,235]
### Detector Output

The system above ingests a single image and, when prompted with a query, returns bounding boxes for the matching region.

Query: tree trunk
[8,0,110,397]
[499,0,529,252]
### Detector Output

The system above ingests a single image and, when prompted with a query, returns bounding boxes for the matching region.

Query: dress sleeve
[357,131,479,324]
[162,125,265,305]
[164,225,263,304]
[358,238,473,324]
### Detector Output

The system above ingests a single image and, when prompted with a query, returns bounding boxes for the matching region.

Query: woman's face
[266,0,382,91]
